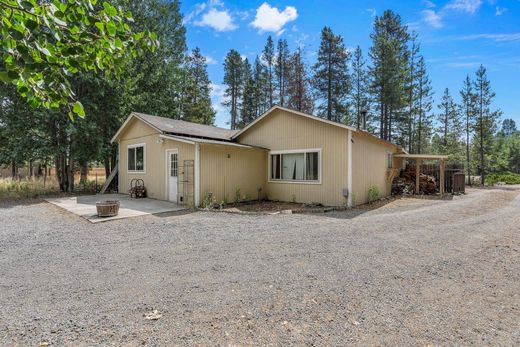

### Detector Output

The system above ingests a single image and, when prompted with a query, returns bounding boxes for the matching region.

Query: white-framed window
[170,152,178,177]
[387,152,393,169]
[269,149,321,183]
[128,143,145,172]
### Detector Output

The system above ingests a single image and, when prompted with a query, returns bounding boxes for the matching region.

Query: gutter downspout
[347,129,353,207]
[194,143,201,207]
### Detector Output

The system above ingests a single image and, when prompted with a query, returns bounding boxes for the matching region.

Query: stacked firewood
[392,166,437,195]
[391,177,415,195]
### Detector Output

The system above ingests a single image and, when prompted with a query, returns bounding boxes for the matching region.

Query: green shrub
[234,188,241,204]
[368,185,380,203]
[485,172,520,185]
[201,192,214,209]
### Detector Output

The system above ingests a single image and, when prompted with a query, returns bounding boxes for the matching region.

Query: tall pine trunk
[466,109,471,186]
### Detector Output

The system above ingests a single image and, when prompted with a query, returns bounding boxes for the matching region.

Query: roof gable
[111,112,238,143]
[232,106,357,140]
[233,106,405,153]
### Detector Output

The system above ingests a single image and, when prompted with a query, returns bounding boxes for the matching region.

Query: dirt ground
[0,187,519,346]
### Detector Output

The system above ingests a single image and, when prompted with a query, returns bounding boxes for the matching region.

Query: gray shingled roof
[133,112,238,141]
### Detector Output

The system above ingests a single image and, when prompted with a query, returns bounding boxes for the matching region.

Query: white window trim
[268,148,322,185]
[127,143,146,174]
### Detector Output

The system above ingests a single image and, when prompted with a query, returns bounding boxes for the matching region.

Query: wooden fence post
[416,159,421,194]
[440,159,445,196]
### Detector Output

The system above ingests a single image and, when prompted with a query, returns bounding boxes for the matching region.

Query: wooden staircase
[99,164,118,194]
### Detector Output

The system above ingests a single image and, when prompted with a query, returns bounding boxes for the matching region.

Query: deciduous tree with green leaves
[0,0,157,118]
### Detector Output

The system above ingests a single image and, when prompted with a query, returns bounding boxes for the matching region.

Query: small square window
[128,145,145,172]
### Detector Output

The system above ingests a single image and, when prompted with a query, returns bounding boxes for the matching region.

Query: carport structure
[394,154,449,195]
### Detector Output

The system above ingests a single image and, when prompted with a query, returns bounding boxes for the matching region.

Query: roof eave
[110,112,163,143]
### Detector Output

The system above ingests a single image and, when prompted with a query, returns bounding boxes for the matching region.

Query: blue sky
[180,0,520,129]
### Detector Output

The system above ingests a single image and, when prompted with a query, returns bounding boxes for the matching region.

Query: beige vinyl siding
[199,144,267,204]
[351,132,398,205]
[237,108,349,206]
[118,118,194,201]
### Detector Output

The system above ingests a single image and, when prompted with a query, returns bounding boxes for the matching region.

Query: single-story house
[111,106,408,207]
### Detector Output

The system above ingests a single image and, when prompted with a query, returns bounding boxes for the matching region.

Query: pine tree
[275,39,290,107]
[414,56,433,154]
[312,26,351,123]
[435,88,462,157]
[183,47,215,125]
[223,50,244,130]
[406,33,420,152]
[501,119,517,136]
[286,46,314,114]
[369,10,410,141]
[460,74,476,184]
[240,58,256,128]
[473,65,501,184]
[262,36,276,107]
[351,46,370,129]
[252,56,268,117]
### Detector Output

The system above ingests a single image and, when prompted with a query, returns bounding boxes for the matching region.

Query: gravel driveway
[1,187,519,346]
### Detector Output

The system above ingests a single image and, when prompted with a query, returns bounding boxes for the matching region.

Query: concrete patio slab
[45,194,187,223]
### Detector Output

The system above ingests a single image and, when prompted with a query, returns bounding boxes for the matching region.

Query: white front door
[168,150,178,202]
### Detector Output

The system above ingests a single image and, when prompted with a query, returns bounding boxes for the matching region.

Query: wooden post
[439,159,445,196]
[415,158,421,194]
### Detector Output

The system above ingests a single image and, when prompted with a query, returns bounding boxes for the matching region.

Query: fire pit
[96,200,120,217]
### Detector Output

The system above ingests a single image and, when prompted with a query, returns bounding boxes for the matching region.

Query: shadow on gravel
[153,209,196,218]
[305,209,369,220]
[0,192,93,210]
[0,197,49,209]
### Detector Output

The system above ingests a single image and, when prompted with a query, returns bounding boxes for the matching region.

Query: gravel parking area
[1,187,519,346]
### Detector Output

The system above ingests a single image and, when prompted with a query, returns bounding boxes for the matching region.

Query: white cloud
[237,10,250,21]
[421,0,482,28]
[423,0,436,8]
[366,8,376,17]
[186,0,238,32]
[194,8,237,31]
[422,9,443,28]
[183,2,207,24]
[459,33,520,42]
[495,6,507,16]
[251,2,298,34]
[444,0,482,14]
[205,55,217,65]
[445,61,482,68]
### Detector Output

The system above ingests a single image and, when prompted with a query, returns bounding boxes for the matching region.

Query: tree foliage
[0,0,157,118]
[312,26,350,123]
[222,49,244,130]
[183,47,215,125]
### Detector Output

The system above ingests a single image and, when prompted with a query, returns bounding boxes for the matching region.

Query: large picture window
[128,144,145,172]
[270,150,320,182]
